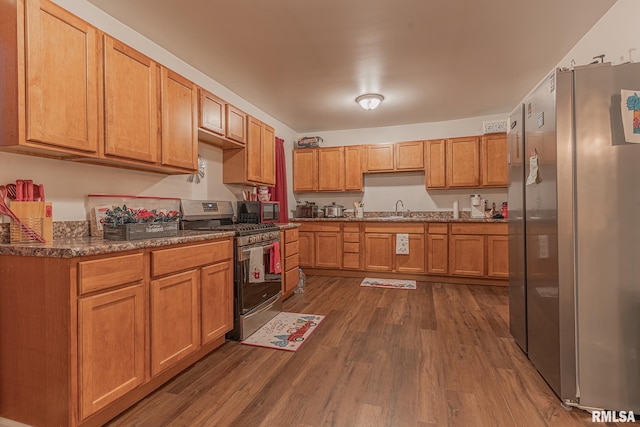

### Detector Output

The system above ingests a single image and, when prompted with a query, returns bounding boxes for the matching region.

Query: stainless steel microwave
[237,201,280,224]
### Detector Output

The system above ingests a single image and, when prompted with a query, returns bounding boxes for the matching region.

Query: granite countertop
[0,230,237,258]
[292,217,507,223]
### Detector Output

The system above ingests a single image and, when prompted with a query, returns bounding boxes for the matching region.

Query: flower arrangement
[103,205,181,226]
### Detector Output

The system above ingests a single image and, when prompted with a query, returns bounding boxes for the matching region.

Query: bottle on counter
[295,268,306,294]
[453,201,459,219]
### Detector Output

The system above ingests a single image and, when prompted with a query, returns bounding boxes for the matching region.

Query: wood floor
[106,276,604,427]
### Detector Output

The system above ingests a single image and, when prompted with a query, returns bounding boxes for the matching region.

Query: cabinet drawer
[450,223,507,235]
[343,232,360,243]
[428,223,448,234]
[343,223,360,233]
[300,222,341,232]
[344,242,360,253]
[151,238,233,277]
[78,253,144,294]
[285,228,298,243]
[284,253,299,271]
[285,241,299,257]
[364,223,425,234]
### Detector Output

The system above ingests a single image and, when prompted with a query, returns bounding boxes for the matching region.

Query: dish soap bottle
[295,268,306,294]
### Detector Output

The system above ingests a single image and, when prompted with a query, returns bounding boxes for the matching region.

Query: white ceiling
[88,0,616,133]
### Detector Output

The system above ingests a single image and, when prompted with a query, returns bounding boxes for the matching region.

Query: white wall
[0,0,297,222]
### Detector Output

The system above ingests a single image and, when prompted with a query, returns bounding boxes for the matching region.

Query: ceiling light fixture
[356,93,384,110]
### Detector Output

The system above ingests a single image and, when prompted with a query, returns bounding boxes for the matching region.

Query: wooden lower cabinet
[298,230,315,268]
[201,261,233,344]
[487,235,509,278]
[342,223,362,270]
[315,231,342,268]
[364,233,394,271]
[363,223,425,273]
[0,237,233,427]
[427,223,448,274]
[449,234,486,277]
[78,284,145,420]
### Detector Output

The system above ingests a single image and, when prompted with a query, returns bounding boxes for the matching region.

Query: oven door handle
[242,243,275,254]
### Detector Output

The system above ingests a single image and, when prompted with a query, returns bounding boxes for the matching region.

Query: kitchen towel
[249,246,264,283]
[269,241,281,274]
[396,233,409,255]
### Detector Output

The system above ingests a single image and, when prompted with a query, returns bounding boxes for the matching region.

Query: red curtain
[269,137,289,223]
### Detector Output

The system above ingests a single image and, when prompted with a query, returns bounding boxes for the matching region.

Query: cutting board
[9,201,53,242]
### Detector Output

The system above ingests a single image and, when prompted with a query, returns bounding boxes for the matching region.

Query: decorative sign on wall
[621,90,640,143]
[482,120,507,134]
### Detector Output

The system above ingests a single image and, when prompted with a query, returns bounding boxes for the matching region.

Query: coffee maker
[470,194,486,218]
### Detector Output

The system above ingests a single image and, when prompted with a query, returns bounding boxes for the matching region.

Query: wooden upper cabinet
[103,35,159,163]
[0,0,100,155]
[293,149,318,192]
[395,141,424,170]
[344,145,364,191]
[226,104,247,144]
[199,88,225,136]
[446,136,480,188]
[247,116,263,183]
[160,68,197,171]
[262,123,276,186]
[366,144,395,172]
[425,139,447,188]
[481,133,508,187]
[366,141,424,172]
[223,115,274,186]
[317,147,345,191]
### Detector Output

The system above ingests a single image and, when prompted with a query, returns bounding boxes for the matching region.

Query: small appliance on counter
[295,201,318,218]
[322,202,345,218]
[470,194,486,218]
[237,200,280,224]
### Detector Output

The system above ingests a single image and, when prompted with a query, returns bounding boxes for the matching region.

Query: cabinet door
[482,133,508,187]
[293,149,318,192]
[150,270,200,376]
[425,139,446,188]
[161,68,197,171]
[104,36,158,163]
[317,147,345,191]
[449,235,485,276]
[395,233,425,273]
[25,0,99,153]
[201,261,233,344]
[447,136,480,187]
[364,233,394,271]
[344,145,364,191]
[427,234,448,274]
[487,235,509,278]
[247,116,263,183]
[298,231,315,267]
[262,123,276,186]
[199,89,225,136]
[315,232,341,268]
[78,284,145,419]
[226,104,247,144]
[395,141,424,170]
[366,144,394,172]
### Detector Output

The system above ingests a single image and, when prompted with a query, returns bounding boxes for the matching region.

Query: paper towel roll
[453,201,459,219]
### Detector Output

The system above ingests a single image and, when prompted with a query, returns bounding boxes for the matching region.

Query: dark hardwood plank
[106,277,615,427]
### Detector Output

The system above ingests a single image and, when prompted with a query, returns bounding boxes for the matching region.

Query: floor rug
[360,277,417,289]
[241,312,325,352]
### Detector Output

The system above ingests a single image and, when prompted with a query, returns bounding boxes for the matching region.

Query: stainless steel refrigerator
[508,62,640,412]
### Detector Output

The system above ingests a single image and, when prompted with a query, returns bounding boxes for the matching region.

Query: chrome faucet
[395,200,404,216]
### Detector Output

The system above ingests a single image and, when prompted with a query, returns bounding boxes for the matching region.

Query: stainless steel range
[180,200,282,341]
